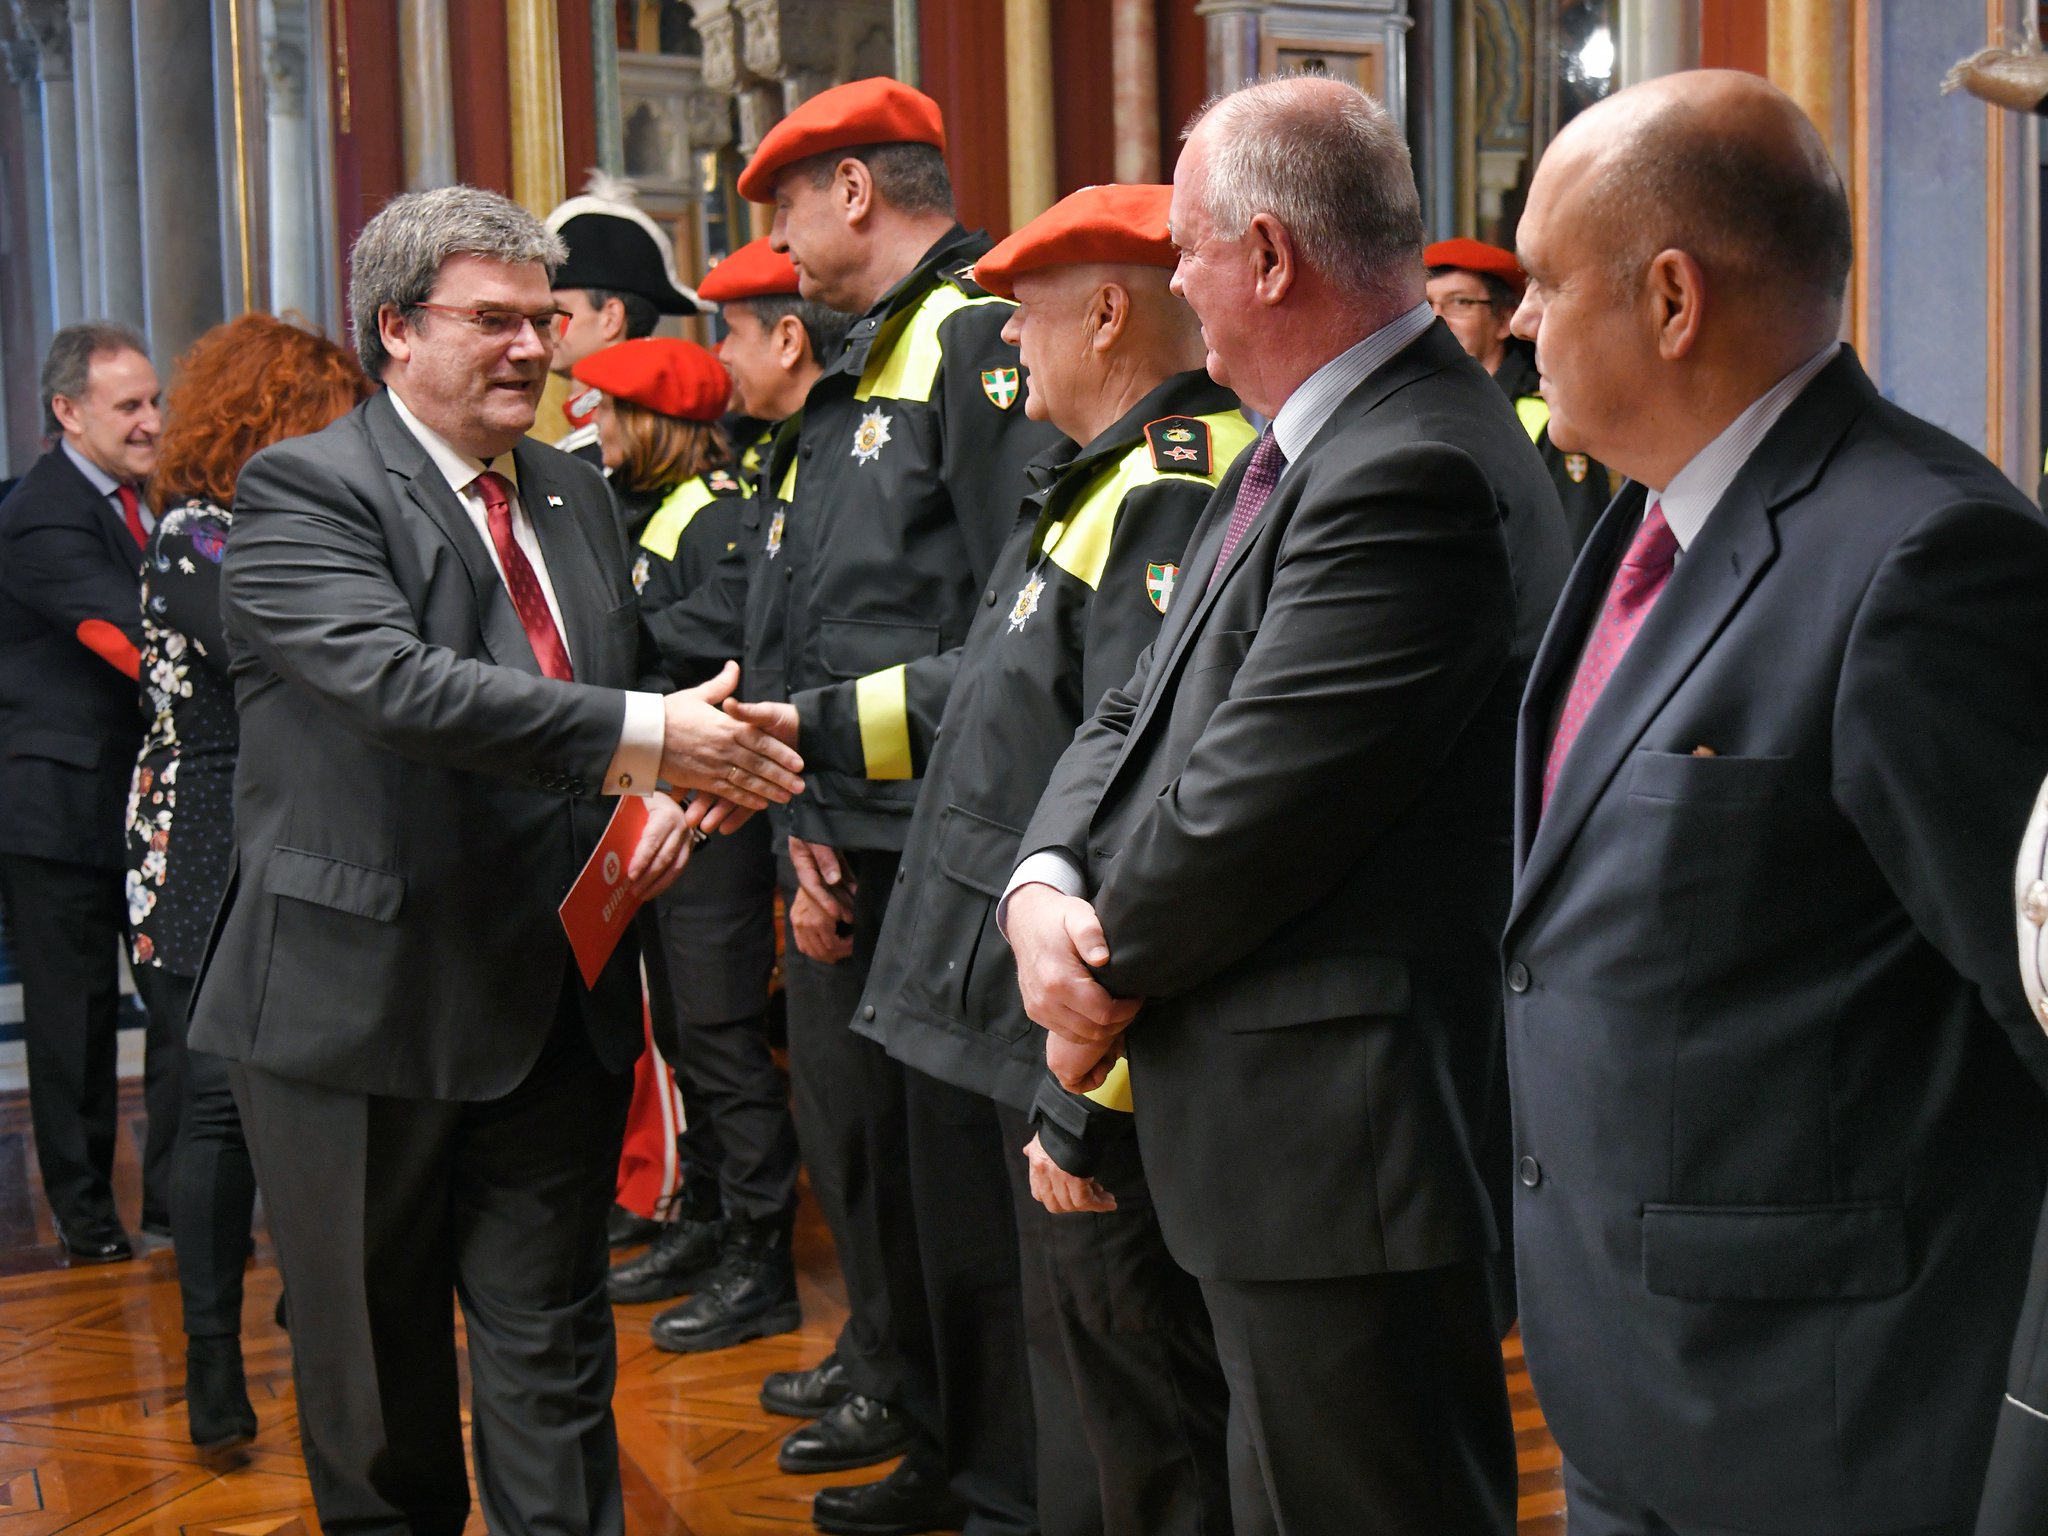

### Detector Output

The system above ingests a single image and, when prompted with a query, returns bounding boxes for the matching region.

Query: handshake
[657,660,807,836]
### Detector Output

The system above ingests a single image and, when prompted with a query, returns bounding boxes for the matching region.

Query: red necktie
[1207,429,1287,590]
[473,471,574,682]
[115,484,146,548]
[1541,501,1678,812]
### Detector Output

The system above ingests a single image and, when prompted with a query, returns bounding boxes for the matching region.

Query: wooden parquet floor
[0,1082,1566,1534]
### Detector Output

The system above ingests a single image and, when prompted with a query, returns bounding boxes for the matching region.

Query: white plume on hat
[545,170,704,312]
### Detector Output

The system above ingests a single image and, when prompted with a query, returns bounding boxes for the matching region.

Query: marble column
[11,0,76,329]
[1617,0,1699,88]
[264,10,315,317]
[506,0,564,215]
[133,0,223,358]
[1111,0,1159,183]
[1003,0,1053,229]
[399,0,454,189]
[592,0,623,175]
[68,0,98,316]
[2,34,54,357]
[87,0,141,328]
[893,0,916,84]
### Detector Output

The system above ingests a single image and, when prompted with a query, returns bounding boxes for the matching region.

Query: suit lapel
[513,439,607,680]
[1508,349,1875,931]
[364,391,536,673]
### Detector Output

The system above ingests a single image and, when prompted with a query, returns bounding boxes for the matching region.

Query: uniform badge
[1145,563,1179,615]
[563,384,602,429]
[852,407,893,464]
[981,367,1020,410]
[1009,573,1046,632]
[1145,416,1213,477]
[766,508,786,557]
[631,552,651,593]
[1565,453,1590,484]
[706,469,742,494]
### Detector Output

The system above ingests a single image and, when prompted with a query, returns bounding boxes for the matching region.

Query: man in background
[0,322,161,1264]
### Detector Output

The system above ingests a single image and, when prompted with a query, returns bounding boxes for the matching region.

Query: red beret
[973,184,1176,300]
[737,77,946,203]
[696,238,802,303]
[1423,238,1525,290]
[571,337,730,423]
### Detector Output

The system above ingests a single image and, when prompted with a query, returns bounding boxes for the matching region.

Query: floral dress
[125,501,238,977]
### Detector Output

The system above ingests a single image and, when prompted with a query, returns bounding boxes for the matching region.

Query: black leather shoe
[778,1393,913,1474]
[760,1351,854,1419]
[648,1215,800,1354]
[811,1459,967,1535]
[607,1213,724,1303]
[58,1216,132,1265]
[606,1202,661,1248]
[185,1334,258,1452]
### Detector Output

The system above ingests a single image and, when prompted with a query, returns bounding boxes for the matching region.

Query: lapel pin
[546,495,564,507]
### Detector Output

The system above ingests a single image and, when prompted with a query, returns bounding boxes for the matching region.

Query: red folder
[559,796,652,988]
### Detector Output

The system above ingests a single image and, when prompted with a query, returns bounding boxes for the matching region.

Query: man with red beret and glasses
[678,76,1062,1536]
[1427,237,1611,550]
[732,182,1246,1536]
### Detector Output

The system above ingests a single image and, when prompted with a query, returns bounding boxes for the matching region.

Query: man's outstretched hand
[660,661,804,808]
[1005,883,1140,1045]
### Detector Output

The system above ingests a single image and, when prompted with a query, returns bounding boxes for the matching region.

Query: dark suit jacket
[0,446,146,869]
[189,390,651,1100]
[1020,323,1568,1281]
[1505,350,2048,1535]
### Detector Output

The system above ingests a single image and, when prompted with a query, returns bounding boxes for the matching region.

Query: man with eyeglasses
[1427,238,1611,551]
[188,185,805,1536]
[544,172,705,467]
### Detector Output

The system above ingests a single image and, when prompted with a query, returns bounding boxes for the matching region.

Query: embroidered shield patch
[1565,453,1590,484]
[1146,563,1179,614]
[981,367,1020,410]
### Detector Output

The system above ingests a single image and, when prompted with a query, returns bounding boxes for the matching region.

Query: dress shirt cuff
[997,850,1087,937]
[604,691,665,795]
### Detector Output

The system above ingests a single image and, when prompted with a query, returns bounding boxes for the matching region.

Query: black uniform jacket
[190,391,654,1100]
[0,446,146,869]
[791,372,1254,1113]
[1495,342,1611,554]
[1019,324,1568,1283]
[778,226,1064,853]
[627,461,751,675]
[1508,350,2048,1535]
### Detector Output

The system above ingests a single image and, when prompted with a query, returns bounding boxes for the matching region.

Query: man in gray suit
[189,187,803,1536]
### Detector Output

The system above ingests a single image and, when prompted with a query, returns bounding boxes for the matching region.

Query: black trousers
[1562,1459,1972,1536]
[640,817,790,1222]
[1199,1260,1517,1536]
[0,853,124,1228]
[139,968,256,1337]
[995,1102,1233,1536]
[132,963,193,1234]
[232,988,632,1536]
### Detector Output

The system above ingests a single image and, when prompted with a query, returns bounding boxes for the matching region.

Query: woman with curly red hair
[125,313,367,1451]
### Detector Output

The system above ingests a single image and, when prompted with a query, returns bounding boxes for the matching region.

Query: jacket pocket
[1204,953,1411,1033]
[936,805,1025,898]
[1640,1200,1910,1301]
[1628,750,1795,805]
[819,617,941,680]
[10,728,100,768]
[263,846,406,923]
[1186,628,1255,676]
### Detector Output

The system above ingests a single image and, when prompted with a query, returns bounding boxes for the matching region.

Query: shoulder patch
[702,467,746,497]
[944,261,988,296]
[1145,416,1212,477]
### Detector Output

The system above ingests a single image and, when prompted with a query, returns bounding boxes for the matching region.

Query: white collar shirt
[1269,301,1437,463]
[62,439,153,535]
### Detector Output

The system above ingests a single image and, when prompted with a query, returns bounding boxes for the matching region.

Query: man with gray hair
[187,184,805,1536]
[1003,75,1568,1533]
[0,321,161,1266]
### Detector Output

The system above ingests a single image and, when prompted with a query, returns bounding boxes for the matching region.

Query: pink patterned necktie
[473,471,574,682]
[1541,500,1678,812]
[1207,428,1286,590]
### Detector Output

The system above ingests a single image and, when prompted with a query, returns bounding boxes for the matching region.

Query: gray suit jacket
[189,390,653,1099]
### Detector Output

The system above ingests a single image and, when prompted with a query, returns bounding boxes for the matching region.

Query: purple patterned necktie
[1206,428,1286,590]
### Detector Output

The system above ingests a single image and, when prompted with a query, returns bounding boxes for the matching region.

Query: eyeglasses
[1427,295,1503,317]
[411,302,569,342]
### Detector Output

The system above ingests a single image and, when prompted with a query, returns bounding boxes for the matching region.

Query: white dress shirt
[387,390,664,795]
[1000,301,1439,919]
[62,439,153,537]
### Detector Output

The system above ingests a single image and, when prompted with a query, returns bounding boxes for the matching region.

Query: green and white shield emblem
[1146,562,1179,614]
[981,367,1020,410]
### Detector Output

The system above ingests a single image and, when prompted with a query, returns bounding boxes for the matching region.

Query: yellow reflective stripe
[637,478,720,560]
[1514,394,1550,444]
[855,285,1013,404]
[777,454,799,502]
[854,665,914,780]
[1044,409,1257,590]
[1083,1057,1133,1113]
